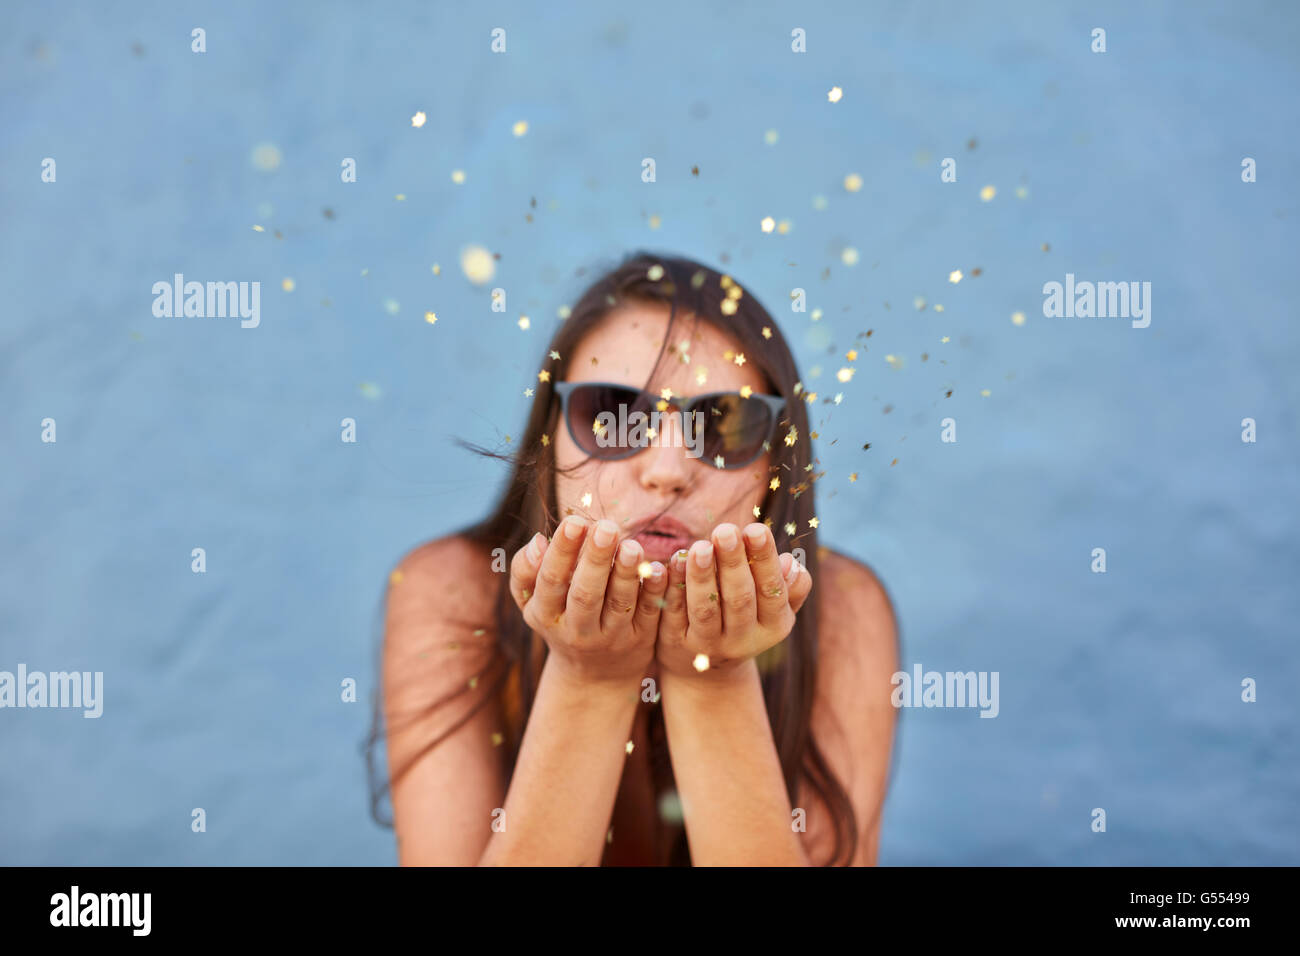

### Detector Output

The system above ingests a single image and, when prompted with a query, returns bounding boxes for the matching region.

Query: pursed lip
[626,514,697,563]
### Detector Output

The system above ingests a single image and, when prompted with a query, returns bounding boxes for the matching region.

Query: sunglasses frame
[551,380,787,470]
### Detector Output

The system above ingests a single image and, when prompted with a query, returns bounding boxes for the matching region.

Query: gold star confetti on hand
[827,86,843,103]
[581,492,593,507]
[411,111,427,128]
[512,120,529,137]
[538,370,551,382]
[809,517,820,529]
[692,654,711,672]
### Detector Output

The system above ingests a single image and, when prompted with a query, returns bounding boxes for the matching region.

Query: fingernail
[786,559,801,582]
[650,562,665,580]
[617,539,639,567]
[745,525,767,549]
[563,517,585,541]
[594,520,617,548]
[715,525,738,551]
[673,549,689,571]
[527,533,544,565]
[693,542,713,569]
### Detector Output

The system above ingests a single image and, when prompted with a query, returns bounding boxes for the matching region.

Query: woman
[368,252,900,865]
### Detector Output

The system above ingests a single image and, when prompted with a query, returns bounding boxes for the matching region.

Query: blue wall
[2,0,1297,864]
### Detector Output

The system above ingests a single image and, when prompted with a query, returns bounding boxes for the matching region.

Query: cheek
[699,457,772,523]
[552,437,635,514]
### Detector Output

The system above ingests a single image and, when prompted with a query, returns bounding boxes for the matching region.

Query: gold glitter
[695,366,708,385]
[841,247,859,266]
[451,169,466,184]
[1041,242,1051,253]
[885,354,903,369]
[934,304,945,312]
[424,311,437,324]
[692,654,710,673]
[647,264,665,281]
[762,327,772,339]
[891,458,898,467]
[517,315,530,330]
[394,193,406,201]
[760,216,775,233]
[252,224,264,232]
[523,388,533,397]
[784,427,798,447]
[849,473,858,482]
[626,740,635,754]
[777,219,791,234]
[581,492,593,507]
[837,367,855,382]
[491,732,504,747]
[913,296,926,311]
[980,184,996,202]
[834,394,843,404]
[411,112,427,128]
[1015,185,1029,199]
[1011,311,1026,326]
[981,389,991,397]
[538,370,551,382]
[512,120,529,137]
[720,299,738,316]
[637,561,653,580]
[649,214,662,229]
[753,505,761,517]
[811,308,823,321]
[949,270,963,283]
[714,455,725,468]
[941,336,950,343]
[769,477,780,490]
[557,305,571,319]
[431,263,441,275]
[460,245,496,285]
[734,353,746,366]
[390,570,404,586]
[812,194,828,211]
[784,522,797,535]
[827,86,843,103]
[549,350,561,360]
[690,270,707,289]
[844,173,863,192]
[726,285,743,301]
[468,676,478,689]
[764,129,779,145]
[846,350,857,361]
[809,517,819,529]
[281,278,295,292]
[739,385,753,399]
[540,434,550,446]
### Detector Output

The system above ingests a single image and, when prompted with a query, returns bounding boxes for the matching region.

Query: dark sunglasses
[552,381,787,470]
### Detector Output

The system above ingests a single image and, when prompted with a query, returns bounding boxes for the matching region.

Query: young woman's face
[553,300,775,562]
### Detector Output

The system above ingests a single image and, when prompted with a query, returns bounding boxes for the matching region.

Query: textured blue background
[2,0,1297,865]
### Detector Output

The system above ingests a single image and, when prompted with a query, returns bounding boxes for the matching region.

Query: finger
[509,532,549,610]
[530,516,587,626]
[566,518,620,633]
[658,549,690,646]
[742,523,787,629]
[711,523,756,633]
[684,539,723,644]
[632,560,668,642]
[785,553,813,614]
[600,537,644,633]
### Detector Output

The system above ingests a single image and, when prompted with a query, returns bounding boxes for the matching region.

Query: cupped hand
[509,515,669,684]
[654,522,813,682]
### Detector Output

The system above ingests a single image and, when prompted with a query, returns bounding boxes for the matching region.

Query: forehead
[564,300,769,396]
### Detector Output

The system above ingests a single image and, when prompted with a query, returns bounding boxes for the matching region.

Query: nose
[636,408,692,497]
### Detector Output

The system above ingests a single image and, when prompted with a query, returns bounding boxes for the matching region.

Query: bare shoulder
[388,532,500,617]
[814,547,898,650]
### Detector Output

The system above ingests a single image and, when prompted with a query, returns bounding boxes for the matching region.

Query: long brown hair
[366,250,858,865]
